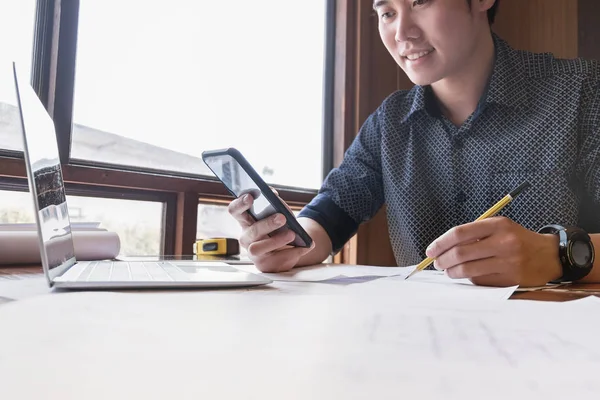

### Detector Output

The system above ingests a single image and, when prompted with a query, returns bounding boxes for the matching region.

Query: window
[0,0,36,153]
[65,196,163,257]
[0,0,334,260]
[0,189,163,257]
[0,190,36,223]
[71,1,328,189]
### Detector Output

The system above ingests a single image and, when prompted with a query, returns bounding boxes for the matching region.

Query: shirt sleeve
[298,109,385,254]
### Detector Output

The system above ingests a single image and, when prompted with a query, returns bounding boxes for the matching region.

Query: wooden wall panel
[493,0,578,58]
[352,0,400,266]
[332,0,359,169]
[355,2,400,124]
[578,0,600,61]
[174,192,198,255]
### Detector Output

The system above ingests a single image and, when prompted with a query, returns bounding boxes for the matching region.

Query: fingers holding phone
[227,193,256,227]
[239,211,288,249]
[227,193,314,272]
[245,220,315,273]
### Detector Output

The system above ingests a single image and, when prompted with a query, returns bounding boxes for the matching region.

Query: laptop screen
[13,63,76,278]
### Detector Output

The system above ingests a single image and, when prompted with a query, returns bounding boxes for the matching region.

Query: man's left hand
[425,216,562,287]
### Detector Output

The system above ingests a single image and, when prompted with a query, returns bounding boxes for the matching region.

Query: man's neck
[430,32,496,127]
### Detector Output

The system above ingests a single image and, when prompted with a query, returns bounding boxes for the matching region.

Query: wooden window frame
[0,0,343,257]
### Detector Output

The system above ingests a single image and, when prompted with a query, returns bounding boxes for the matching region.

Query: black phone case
[201,147,313,248]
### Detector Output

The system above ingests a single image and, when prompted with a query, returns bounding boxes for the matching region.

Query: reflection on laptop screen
[13,63,76,272]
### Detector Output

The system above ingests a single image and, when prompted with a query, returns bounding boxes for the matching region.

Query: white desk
[1,264,600,399]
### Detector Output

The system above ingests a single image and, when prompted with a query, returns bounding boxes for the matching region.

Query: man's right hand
[228,193,316,273]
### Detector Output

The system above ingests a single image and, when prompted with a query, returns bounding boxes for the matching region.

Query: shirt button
[453,137,464,149]
[456,191,467,204]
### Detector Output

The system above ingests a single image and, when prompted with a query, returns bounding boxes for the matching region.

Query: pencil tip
[509,181,531,198]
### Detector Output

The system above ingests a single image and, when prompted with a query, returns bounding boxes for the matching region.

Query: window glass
[0,190,163,257]
[0,0,36,152]
[72,1,327,189]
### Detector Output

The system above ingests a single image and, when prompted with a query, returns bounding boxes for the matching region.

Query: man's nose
[394,11,420,42]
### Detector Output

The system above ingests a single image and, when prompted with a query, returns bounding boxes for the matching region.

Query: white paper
[237,263,518,301]
[0,274,51,300]
[236,263,408,282]
[572,295,600,304]
[343,269,518,301]
[71,230,121,260]
[0,263,518,304]
[0,291,599,399]
[242,280,349,296]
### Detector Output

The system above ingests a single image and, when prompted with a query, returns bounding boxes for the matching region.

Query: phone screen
[203,154,277,220]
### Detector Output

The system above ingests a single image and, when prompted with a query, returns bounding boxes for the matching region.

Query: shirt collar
[484,33,530,110]
[402,32,530,123]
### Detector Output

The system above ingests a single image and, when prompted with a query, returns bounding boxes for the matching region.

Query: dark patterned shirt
[298,33,600,267]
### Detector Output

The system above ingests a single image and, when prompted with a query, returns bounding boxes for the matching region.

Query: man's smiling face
[373,0,491,86]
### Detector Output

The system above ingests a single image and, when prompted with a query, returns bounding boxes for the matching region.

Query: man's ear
[476,0,497,13]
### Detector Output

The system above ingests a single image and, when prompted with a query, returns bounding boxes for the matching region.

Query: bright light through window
[72,1,327,189]
[0,0,36,152]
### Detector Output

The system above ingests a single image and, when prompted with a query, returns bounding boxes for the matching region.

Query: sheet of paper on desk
[237,262,518,301]
[344,269,519,301]
[0,291,599,399]
[0,273,50,301]
[236,263,409,283]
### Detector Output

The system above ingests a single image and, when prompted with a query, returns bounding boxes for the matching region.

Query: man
[228,0,600,287]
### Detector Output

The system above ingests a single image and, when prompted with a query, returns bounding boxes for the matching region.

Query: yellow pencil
[404,181,531,280]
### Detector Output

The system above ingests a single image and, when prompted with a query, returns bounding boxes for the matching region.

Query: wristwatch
[537,224,595,283]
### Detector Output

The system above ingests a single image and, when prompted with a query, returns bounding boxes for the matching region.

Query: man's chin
[406,75,434,87]
[404,71,442,87]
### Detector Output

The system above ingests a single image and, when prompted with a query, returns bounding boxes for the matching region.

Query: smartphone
[201,147,313,248]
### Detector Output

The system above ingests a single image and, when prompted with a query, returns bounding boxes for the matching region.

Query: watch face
[571,241,592,266]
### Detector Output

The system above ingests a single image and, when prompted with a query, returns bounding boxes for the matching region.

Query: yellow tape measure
[194,238,240,256]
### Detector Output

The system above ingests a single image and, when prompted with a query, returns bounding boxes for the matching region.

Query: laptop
[11,62,272,289]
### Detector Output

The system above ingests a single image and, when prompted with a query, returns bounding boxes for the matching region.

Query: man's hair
[467,0,500,25]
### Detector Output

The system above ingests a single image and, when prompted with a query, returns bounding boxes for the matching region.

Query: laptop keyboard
[56,261,191,282]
